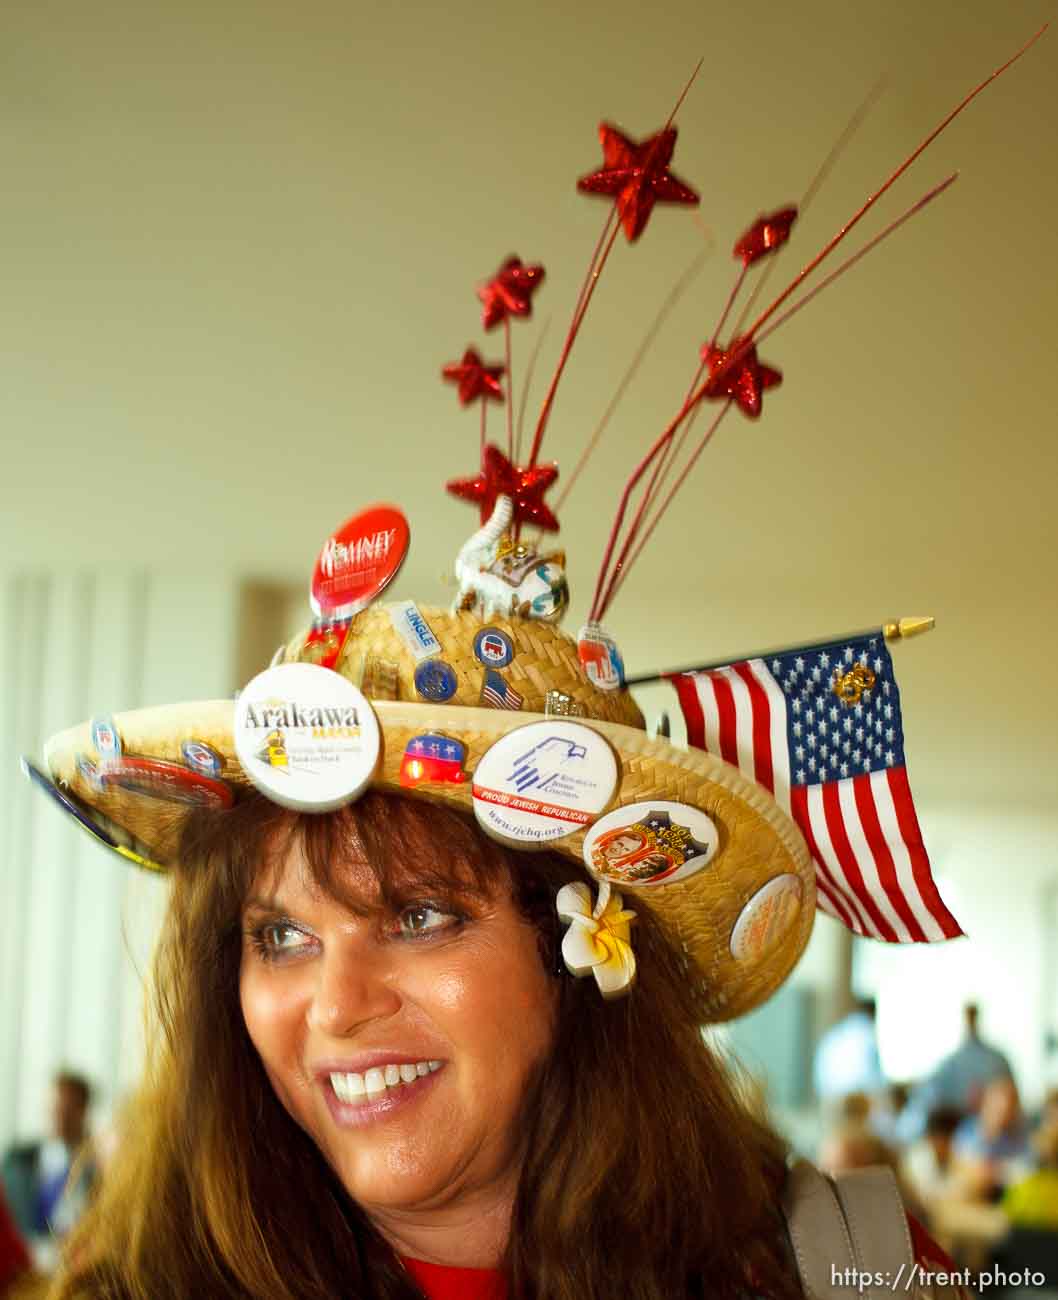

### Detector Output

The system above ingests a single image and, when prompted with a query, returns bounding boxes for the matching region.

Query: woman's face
[238,836,557,1221]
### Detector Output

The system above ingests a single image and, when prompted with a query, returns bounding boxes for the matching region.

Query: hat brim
[42,699,814,1021]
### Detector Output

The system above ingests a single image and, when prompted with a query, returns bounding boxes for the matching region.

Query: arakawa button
[233,663,380,811]
[311,504,410,619]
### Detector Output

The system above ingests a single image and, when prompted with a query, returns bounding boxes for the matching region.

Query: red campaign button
[311,504,410,618]
[95,756,234,808]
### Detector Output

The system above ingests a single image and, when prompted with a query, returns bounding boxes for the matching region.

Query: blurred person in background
[818,1115,925,1221]
[819,1120,894,1175]
[897,1004,1013,1143]
[1034,1087,1058,1135]
[901,1106,966,1226]
[812,997,885,1105]
[0,1072,97,1249]
[953,1076,1034,1201]
[1001,1114,1058,1230]
[871,1081,912,1147]
[986,1118,1058,1291]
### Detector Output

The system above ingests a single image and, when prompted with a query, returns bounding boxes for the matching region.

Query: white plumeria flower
[555,879,637,999]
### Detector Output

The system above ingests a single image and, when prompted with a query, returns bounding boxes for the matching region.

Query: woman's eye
[251,921,313,960]
[395,905,459,938]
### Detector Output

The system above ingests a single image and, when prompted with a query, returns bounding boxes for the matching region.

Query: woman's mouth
[331,1059,442,1102]
[322,1059,444,1127]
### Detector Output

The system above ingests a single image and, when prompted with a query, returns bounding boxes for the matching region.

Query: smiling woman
[236,798,557,1242]
[25,17,1036,1287]
[49,791,801,1300]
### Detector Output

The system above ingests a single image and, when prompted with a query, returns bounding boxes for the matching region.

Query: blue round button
[414,658,458,702]
[473,627,514,668]
[182,739,223,778]
[91,715,122,758]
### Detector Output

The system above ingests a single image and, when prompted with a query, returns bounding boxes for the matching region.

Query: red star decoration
[441,348,506,406]
[733,206,798,267]
[700,338,782,419]
[477,256,546,331]
[446,443,561,532]
[576,122,700,242]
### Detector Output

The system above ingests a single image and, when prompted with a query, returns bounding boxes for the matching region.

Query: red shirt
[401,1215,954,1299]
[402,1258,506,1300]
[0,1187,31,1292]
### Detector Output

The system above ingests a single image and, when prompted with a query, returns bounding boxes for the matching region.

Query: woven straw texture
[44,699,814,1022]
[283,604,645,729]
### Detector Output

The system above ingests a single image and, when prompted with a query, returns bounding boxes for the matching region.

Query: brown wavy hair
[52,791,800,1300]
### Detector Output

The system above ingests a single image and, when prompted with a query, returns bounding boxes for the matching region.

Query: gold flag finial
[882,616,935,640]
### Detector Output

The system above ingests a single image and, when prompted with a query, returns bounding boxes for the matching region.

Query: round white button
[234,663,380,811]
[471,720,618,847]
[729,874,803,962]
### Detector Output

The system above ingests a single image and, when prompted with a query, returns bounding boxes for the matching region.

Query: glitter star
[441,348,505,406]
[701,337,782,419]
[477,256,546,331]
[446,442,560,531]
[576,123,700,242]
[732,206,798,267]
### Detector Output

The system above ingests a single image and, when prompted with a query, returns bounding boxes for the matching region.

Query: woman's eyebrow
[243,887,385,919]
[241,894,288,915]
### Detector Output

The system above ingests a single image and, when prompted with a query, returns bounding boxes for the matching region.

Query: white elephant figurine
[454,495,570,623]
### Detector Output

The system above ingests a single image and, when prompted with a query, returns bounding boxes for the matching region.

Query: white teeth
[329,1060,441,1105]
[331,1072,366,1103]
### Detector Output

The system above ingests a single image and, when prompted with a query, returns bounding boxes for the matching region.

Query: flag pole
[623,616,934,687]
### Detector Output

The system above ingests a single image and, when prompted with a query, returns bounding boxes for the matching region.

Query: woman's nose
[307,942,403,1037]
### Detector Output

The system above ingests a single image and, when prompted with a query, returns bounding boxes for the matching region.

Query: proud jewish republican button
[471,720,618,847]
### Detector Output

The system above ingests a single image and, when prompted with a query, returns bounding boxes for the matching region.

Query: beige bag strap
[782,1160,914,1298]
[832,1165,915,1291]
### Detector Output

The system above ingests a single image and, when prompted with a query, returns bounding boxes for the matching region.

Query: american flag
[670,633,962,943]
[481,668,524,711]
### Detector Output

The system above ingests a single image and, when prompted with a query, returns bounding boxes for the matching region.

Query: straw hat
[38,602,814,1023]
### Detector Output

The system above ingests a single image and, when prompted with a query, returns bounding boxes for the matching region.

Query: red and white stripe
[671,662,962,943]
[482,682,523,711]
